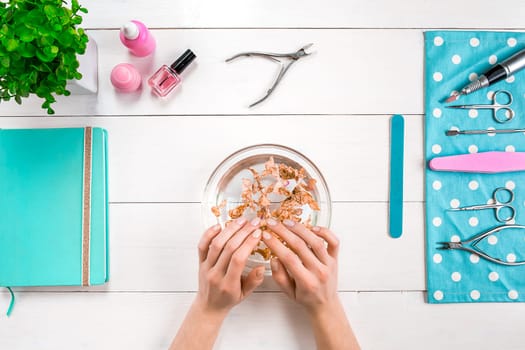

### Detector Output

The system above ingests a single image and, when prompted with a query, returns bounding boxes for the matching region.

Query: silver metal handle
[502,48,525,75]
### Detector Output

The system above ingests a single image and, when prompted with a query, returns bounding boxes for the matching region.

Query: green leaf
[0,24,8,36]
[1,57,9,68]
[59,14,70,26]
[46,74,57,84]
[36,46,59,62]
[43,5,57,17]
[56,66,66,80]
[39,35,54,46]
[28,71,38,85]
[71,16,82,25]
[15,95,22,104]
[35,87,48,98]
[19,28,35,42]
[35,50,51,63]
[71,0,80,12]
[58,31,73,47]
[19,43,36,58]
[5,39,19,52]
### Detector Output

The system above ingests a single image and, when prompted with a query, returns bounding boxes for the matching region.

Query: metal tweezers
[437,224,525,266]
[225,43,314,107]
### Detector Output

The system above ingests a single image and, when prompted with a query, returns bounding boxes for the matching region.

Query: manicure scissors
[446,90,515,123]
[437,224,525,266]
[449,187,516,223]
[225,44,314,107]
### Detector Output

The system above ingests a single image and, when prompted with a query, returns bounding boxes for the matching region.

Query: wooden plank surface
[1,291,524,350]
[0,115,424,203]
[80,0,525,29]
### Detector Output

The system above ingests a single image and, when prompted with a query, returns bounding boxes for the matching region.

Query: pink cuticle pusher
[429,151,525,173]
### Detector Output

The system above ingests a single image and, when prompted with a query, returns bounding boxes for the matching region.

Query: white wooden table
[2,1,525,349]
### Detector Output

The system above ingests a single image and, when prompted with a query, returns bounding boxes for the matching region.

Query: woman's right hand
[262,218,360,350]
[262,218,340,314]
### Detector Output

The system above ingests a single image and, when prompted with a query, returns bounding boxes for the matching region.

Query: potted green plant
[0,0,93,114]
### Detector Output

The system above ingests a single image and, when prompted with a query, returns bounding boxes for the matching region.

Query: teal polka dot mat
[425,31,525,303]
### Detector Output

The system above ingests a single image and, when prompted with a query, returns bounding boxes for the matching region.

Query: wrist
[169,297,228,350]
[307,295,344,322]
[192,297,230,324]
[306,296,360,350]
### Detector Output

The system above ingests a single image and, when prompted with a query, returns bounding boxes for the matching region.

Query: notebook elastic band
[82,127,93,286]
[5,287,14,317]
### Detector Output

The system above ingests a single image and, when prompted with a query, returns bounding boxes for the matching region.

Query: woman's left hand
[195,217,265,316]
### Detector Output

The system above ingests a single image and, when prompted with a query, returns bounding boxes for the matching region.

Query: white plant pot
[66,35,98,94]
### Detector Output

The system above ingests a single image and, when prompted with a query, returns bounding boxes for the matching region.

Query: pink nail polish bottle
[110,63,142,92]
[148,49,196,97]
[119,20,156,57]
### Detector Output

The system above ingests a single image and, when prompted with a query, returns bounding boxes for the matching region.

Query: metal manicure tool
[437,225,525,266]
[444,48,525,102]
[446,128,525,136]
[448,187,516,223]
[225,43,314,107]
[446,90,515,123]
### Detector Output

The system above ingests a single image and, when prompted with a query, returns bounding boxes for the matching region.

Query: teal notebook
[0,127,109,287]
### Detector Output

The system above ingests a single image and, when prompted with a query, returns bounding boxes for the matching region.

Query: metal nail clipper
[225,43,314,107]
[437,225,525,266]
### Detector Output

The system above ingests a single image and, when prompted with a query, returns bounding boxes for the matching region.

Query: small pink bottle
[110,63,142,92]
[119,20,156,57]
[148,49,196,97]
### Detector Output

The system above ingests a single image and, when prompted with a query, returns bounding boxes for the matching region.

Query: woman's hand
[262,219,360,350]
[196,217,265,315]
[262,218,339,314]
[169,218,265,350]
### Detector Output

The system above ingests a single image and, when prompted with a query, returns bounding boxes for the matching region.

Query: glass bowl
[202,144,331,275]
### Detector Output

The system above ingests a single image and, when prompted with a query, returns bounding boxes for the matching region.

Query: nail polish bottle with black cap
[148,49,196,97]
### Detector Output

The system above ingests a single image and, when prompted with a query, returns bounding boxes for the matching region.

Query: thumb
[271,257,295,298]
[242,266,265,297]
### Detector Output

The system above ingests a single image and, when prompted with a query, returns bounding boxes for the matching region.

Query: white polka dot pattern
[426,31,525,303]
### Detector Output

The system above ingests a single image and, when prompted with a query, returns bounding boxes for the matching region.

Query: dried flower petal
[306,178,317,191]
[211,199,227,217]
[229,203,248,219]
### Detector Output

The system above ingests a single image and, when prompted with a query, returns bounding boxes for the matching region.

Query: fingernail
[267,218,278,226]
[251,217,261,226]
[213,224,221,231]
[256,268,264,278]
[312,226,321,232]
[252,229,262,238]
[236,217,247,225]
[263,231,272,240]
[271,258,279,271]
[283,219,295,227]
